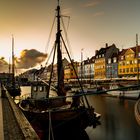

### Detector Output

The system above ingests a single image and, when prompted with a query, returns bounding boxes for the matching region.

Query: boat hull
[19,105,100,140]
[6,87,21,97]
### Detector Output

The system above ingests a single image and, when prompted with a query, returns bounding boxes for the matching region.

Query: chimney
[105,43,108,48]
[95,50,98,55]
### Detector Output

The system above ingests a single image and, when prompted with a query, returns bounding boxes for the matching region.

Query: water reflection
[86,96,140,140]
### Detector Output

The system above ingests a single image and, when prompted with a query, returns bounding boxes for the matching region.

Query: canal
[20,87,140,140]
[86,95,140,140]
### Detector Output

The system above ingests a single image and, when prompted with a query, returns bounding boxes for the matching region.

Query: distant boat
[19,1,101,140]
[5,35,21,97]
[107,82,140,99]
[107,35,140,99]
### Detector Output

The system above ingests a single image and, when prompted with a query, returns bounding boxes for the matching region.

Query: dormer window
[113,57,117,63]
[108,58,111,64]
[121,56,124,60]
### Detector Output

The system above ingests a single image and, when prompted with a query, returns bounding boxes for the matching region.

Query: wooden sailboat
[19,1,100,139]
[6,35,21,97]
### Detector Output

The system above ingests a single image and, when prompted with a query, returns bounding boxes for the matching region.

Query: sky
[0,0,140,73]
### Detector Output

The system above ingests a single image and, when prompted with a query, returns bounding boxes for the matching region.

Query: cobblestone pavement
[2,98,25,140]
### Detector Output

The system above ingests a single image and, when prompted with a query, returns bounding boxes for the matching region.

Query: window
[135,60,137,64]
[113,57,117,63]
[121,56,124,60]
[33,86,38,91]
[39,86,44,92]
[126,68,129,73]
[130,68,133,72]
[126,61,129,65]
[108,58,111,64]
[123,62,125,66]
[134,67,137,72]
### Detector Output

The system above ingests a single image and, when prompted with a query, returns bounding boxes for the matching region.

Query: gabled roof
[130,45,140,52]
[118,45,140,60]
[95,44,116,56]
[95,44,119,62]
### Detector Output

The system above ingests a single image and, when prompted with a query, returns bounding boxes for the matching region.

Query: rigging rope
[48,110,54,140]
[45,16,56,54]
[61,16,74,59]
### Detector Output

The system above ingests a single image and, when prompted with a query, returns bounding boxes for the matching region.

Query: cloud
[82,0,101,8]
[16,49,47,69]
[0,57,9,73]
[93,11,104,17]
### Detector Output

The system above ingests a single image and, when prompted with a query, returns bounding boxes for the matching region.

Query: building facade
[106,53,119,79]
[64,61,79,82]
[118,46,140,78]
[94,43,119,79]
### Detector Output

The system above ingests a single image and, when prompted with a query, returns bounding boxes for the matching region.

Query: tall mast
[136,34,139,84]
[56,0,65,96]
[12,35,15,86]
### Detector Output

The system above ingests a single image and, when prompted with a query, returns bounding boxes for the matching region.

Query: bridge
[0,84,40,140]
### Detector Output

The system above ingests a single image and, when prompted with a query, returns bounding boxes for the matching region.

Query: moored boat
[5,35,21,97]
[107,82,140,99]
[19,1,101,139]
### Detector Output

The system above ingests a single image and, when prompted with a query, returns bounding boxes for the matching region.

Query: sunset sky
[0,0,140,71]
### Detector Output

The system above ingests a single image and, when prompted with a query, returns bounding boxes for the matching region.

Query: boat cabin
[31,81,49,100]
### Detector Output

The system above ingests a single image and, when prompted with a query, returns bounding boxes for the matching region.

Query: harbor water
[86,95,140,140]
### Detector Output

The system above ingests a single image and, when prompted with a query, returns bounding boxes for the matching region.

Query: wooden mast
[12,35,15,88]
[56,0,65,96]
[136,34,139,84]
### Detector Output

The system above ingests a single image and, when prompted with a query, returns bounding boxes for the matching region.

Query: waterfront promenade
[0,84,39,140]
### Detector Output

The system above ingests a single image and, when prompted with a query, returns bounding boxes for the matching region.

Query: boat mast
[12,35,15,87]
[136,34,139,84]
[56,0,65,96]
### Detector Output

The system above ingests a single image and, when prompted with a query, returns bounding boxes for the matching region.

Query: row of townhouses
[20,43,140,82]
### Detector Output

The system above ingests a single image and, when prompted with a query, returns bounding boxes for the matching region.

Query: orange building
[64,61,79,82]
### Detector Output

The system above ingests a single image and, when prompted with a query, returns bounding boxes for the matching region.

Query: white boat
[107,82,140,99]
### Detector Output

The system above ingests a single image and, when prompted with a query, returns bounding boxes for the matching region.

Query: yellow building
[64,62,79,82]
[118,46,140,78]
[94,44,119,79]
[94,57,106,79]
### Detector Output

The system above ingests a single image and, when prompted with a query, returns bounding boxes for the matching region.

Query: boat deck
[0,84,39,140]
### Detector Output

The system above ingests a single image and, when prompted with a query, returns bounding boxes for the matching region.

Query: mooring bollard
[1,89,6,98]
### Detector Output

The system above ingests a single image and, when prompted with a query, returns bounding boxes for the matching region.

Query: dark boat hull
[20,106,98,140]
[7,87,21,97]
